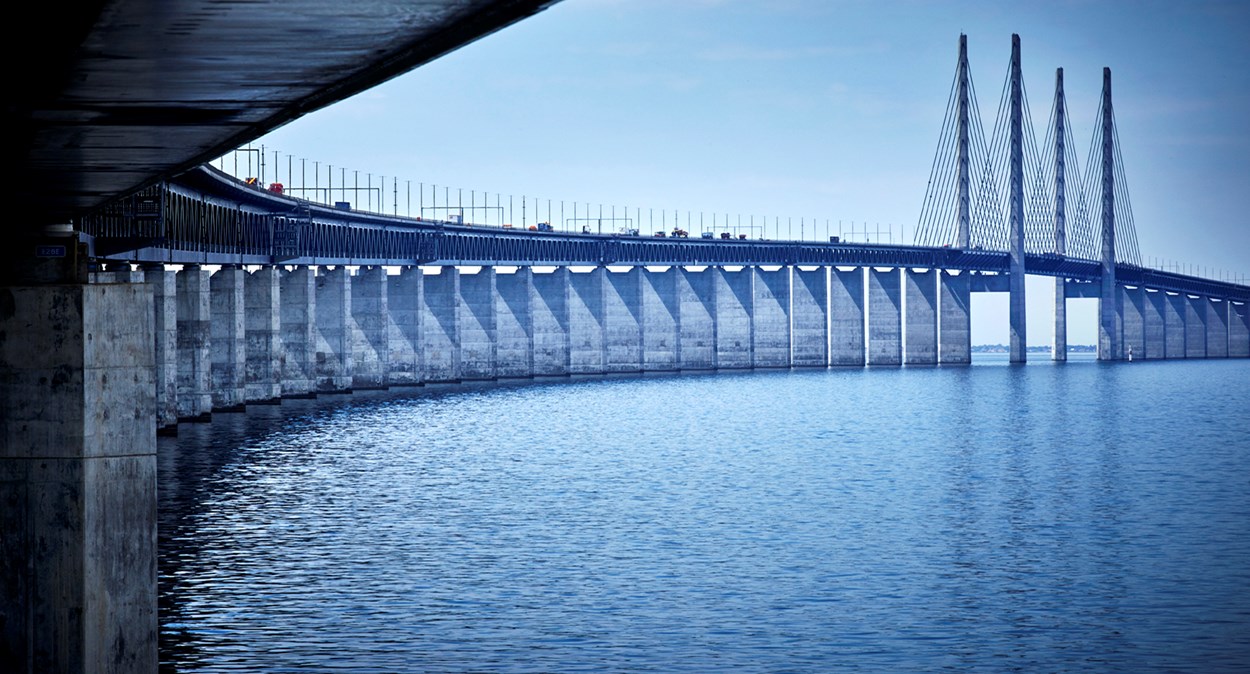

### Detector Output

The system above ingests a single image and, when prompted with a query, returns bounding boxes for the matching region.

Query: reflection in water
[160,358,1250,672]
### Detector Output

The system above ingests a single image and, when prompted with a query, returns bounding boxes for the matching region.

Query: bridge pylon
[1053,67,1068,361]
[1097,67,1120,361]
[1008,34,1027,363]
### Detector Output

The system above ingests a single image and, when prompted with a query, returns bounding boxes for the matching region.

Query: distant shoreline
[971,344,1096,353]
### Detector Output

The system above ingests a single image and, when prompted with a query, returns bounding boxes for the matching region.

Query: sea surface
[158,355,1250,672]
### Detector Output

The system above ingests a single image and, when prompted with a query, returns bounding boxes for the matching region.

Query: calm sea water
[158,355,1250,673]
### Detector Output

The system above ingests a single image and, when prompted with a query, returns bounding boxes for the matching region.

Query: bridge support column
[350,266,389,388]
[868,268,902,366]
[677,267,716,370]
[939,271,971,364]
[244,267,282,403]
[1053,278,1067,361]
[460,267,497,380]
[0,283,157,672]
[1143,290,1165,359]
[315,267,353,391]
[905,269,938,365]
[753,266,791,368]
[1120,286,1145,361]
[387,267,423,385]
[210,266,246,411]
[144,264,178,429]
[279,267,316,396]
[641,267,679,371]
[715,267,753,369]
[531,267,570,376]
[604,267,642,373]
[176,265,212,420]
[568,267,605,374]
[423,267,461,382]
[1230,302,1250,358]
[1185,296,1206,358]
[791,267,829,367]
[1206,298,1228,358]
[1164,293,1186,359]
[496,268,534,378]
[830,267,866,366]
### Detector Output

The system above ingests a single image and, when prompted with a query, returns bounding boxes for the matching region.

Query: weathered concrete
[1053,277,1067,361]
[315,267,353,391]
[568,267,606,374]
[387,267,423,385]
[531,268,570,376]
[791,267,828,367]
[1230,302,1250,358]
[830,267,866,366]
[210,266,246,410]
[1185,295,1206,359]
[1164,292,1186,359]
[752,267,791,368]
[1098,277,1122,361]
[0,283,157,672]
[244,267,283,402]
[641,267,679,371]
[176,265,212,420]
[939,271,971,364]
[1120,285,1145,361]
[279,267,317,396]
[1206,298,1229,358]
[350,266,389,388]
[423,267,461,382]
[905,269,937,365]
[604,268,642,372]
[1143,289,1166,360]
[496,268,534,378]
[716,267,753,369]
[144,264,178,428]
[459,268,497,380]
[677,267,716,370]
[868,268,902,366]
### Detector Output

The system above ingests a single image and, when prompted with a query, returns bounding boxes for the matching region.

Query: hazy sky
[245,0,1250,346]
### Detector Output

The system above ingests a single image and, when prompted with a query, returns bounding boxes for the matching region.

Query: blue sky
[245,0,1250,346]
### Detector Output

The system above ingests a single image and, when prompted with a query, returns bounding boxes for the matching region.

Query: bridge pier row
[350,266,390,388]
[0,282,158,671]
[144,265,179,429]
[641,267,679,372]
[315,267,353,392]
[1164,293,1187,358]
[1143,289,1166,360]
[423,267,461,382]
[280,267,317,396]
[939,271,971,364]
[244,267,283,403]
[568,267,606,374]
[604,268,642,373]
[387,267,423,385]
[677,267,716,370]
[830,267,866,366]
[753,267,791,368]
[868,268,902,366]
[1119,285,1145,361]
[1230,302,1250,358]
[496,268,535,378]
[176,265,213,421]
[210,266,246,411]
[460,267,498,380]
[715,267,754,369]
[531,267,570,375]
[1185,295,1207,359]
[1206,298,1229,358]
[791,267,829,367]
[905,269,938,365]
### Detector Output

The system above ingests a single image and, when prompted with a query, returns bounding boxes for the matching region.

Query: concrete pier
[1,283,157,672]
[531,268,570,376]
[604,268,642,372]
[387,267,423,385]
[350,266,390,388]
[677,267,716,370]
[496,268,534,378]
[752,267,791,368]
[1230,302,1250,358]
[315,267,353,391]
[568,267,606,374]
[1120,285,1145,361]
[280,267,317,396]
[459,267,497,380]
[830,268,866,366]
[716,267,753,369]
[145,265,178,428]
[868,268,902,366]
[1164,292,1186,359]
[1206,298,1228,358]
[244,267,283,402]
[176,265,212,420]
[939,271,971,364]
[423,267,461,382]
[210,266,246,410]
[641,267,679,372]
[791,267,829,367]
[905,269,937,365]
[1143,290,1166,360]
[1185,295,1206,359]
[1053,277,1067,361]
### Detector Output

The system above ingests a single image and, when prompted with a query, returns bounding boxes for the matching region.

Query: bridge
[3,4,1248,671]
